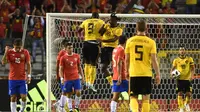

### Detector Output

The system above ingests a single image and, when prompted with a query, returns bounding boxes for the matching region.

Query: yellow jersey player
[125,20,160,112]
[170,46,195,112]
[78,12,104,92]
[99,13,123,85]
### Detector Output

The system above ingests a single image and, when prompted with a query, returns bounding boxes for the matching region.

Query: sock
[10,102,17,112]
[59,95,67,108]
[20,101,26,112]
[185,96,191,105]
[84,64,90,85]
[178,96,184,109]
[90,66,96,85]
[67,97,73,111]
[130,97,139,112]
[111,100,117,112]
[75,95,81,108]
[141,100,150,112]
[106,75,112,85]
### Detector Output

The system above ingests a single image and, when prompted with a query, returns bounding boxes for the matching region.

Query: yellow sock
[84,64,90,84]
[185,96,191,105]
[178,96,184,109]
[141,100,150,112]
[130,97,139,112]
[90,66,96,84]
[106,75,113,85]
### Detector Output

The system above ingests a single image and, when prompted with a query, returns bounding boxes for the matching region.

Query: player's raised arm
[150,41,160,85]
[1,46,9,65]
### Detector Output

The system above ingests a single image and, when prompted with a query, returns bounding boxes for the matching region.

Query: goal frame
[46,13,200,111]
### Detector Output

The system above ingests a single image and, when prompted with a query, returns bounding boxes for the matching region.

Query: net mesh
[48,14,200,111]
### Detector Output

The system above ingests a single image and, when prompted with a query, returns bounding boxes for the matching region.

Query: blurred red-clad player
[59,42,84,112]
[111,36,128,112]
[54,39,68,110]
[1,38,31,112]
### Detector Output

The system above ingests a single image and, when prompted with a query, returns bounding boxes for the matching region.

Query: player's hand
[155,75,161,85]
[26,77,31,84]
[116,76,122,85]
[5,46,10,53]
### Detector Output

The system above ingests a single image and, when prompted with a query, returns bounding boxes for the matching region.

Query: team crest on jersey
[74,58,77,61]
[21,54,25,58]
[185,60,189,64]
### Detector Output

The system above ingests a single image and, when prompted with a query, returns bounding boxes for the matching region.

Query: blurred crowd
[0,0,200,56]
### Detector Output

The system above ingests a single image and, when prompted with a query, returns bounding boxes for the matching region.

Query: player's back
[126,35,157,77]
[80,18,104,41]
[112,45,126,80]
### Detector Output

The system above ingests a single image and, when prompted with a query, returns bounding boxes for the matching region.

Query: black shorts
[82,41,100,65]
[129,77,152,96]
[176,80,192,93]
[101,47,114,64]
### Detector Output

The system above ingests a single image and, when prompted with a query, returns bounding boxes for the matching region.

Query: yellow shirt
[101,24,123,48]
[186,0,197,4]
[80,18,104,41]
[172,56,194,80]
[125,35,157,77]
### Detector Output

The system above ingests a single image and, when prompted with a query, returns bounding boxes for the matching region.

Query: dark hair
[119,35,127,45]
[13,38,22,46]
[66,42,73,46]
[137,20,146,32]
[62,39,69,46]
[110,12,120,21]
[179,44,185,49]
[92,12,99,18]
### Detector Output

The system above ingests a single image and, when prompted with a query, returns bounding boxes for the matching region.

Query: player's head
[13,38,22,52]
[92,12,99,18]
[119,35,127,46]
[179,45,186,56]
[62,39,69,48]
[110,12,120,27]
[136,20,147,33]
[66,42,73,54]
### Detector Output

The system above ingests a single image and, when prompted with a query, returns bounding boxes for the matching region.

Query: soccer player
[1,38,31,112]
[59,42,84,112]
[125,20,160,112]
[99,12,123,85]
[170,46,195,112]
[78,12,104,92]
[54,39,68,108]
[110,36,128,112]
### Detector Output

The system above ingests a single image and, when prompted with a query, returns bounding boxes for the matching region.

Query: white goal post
[46,13,200,111]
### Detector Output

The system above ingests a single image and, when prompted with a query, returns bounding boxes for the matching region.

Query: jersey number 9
[88,23,94,34]
[135,45,143,61]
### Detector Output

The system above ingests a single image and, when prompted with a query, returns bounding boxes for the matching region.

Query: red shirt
[0,5,9,23]
[56,49,67,79]
[112,45,126,80]
[0,23,6,38]
[7,49,30,80]
[12,16,23,32]
[60,53,80,81]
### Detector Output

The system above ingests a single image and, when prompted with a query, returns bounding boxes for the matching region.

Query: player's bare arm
[117,59,122,85]
[151,53,161,85]
[1,46,9,65]
[78,62,85,83]
[190,64,195,81]
[26,61,32,84]
[125,53,130,80]
[59,65,64,84]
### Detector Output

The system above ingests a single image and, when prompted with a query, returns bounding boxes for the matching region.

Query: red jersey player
[54,39,68,110]
[1,38,31,112]
[111,36,128,112]
[59,42,84,112]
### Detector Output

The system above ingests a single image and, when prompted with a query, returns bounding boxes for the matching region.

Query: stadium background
[0,0,200,111]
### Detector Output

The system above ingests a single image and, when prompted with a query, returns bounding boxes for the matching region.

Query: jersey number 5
[135,45,143,61]
[88,23,94,34]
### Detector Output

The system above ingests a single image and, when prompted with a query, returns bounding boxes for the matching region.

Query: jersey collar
[66,52,74,56]
[13,48,22,52]
[118,45,124,49]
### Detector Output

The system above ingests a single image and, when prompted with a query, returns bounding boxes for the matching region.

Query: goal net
[46,13,200,112]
